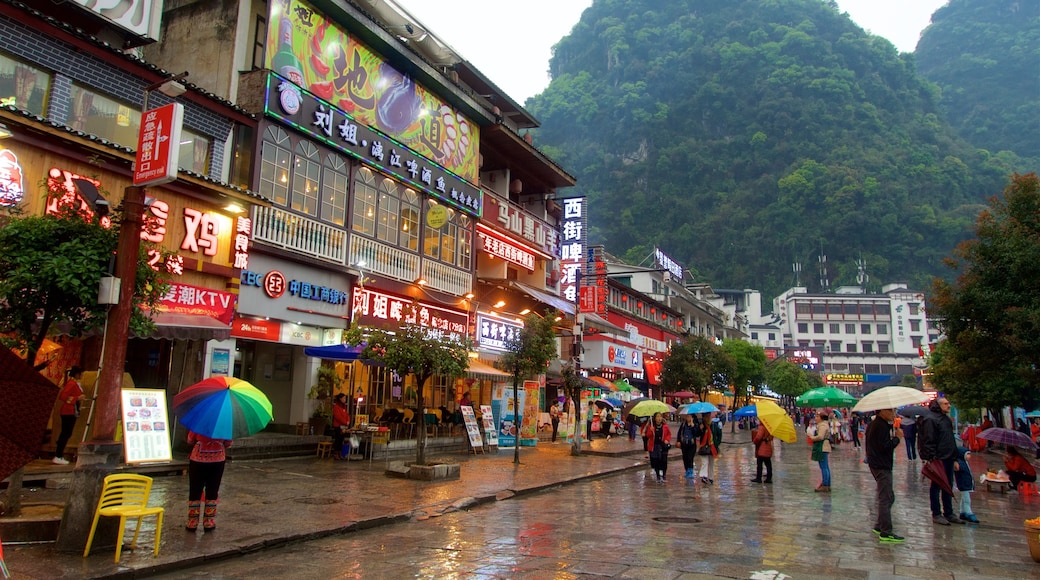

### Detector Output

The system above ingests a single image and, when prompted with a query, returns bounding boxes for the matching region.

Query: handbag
[811,440,825,462]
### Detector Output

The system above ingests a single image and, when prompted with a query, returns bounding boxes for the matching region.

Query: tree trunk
[569,386,582,456]
[416,373,430,466]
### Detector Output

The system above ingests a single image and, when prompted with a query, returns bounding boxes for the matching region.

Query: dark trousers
[54,414,77,458]
[649,450,668,477]
[188,460,226,502]
[871,467,895,533]
[551,418,559,442]
[755,457,773,481]
[333,426,347,456]
[680,443,696,470]
[1009,470,1038,490]
[904,432,917,460]
[851,429,861,448]
[642,436,649,451]
[929,459,955,517]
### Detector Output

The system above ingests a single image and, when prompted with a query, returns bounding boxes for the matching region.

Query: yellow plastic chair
[83,473,164,562]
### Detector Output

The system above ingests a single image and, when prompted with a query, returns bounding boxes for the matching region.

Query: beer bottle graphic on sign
[271,13,305,85]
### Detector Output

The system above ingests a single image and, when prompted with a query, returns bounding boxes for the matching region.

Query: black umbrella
[592,399,615,410]
[898,405,929,418]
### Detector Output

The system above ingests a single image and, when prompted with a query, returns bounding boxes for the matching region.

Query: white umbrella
[852,386,930,413]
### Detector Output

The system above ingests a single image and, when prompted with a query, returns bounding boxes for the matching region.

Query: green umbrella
[795,387,857,408]
[613,378,634,392]
[626,399,675,417]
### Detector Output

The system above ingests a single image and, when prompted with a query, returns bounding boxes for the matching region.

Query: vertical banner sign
[121,388,172,463]
[133,103,183,187]
[519,380,541,446]
[460,406,484,450]
[479,404,498,447]
[559,197,586,303]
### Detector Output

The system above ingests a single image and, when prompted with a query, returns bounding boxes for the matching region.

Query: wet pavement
[4,428,1039,579]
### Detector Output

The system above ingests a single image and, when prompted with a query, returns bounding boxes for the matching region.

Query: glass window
[845,323,855,334]
[862,342,873,353]
[877,323,887,335]
[400,188,420,251]
[259,126,291,204]
[768,333,775,341]
[228,124,254,190]
[909,319,921,332]
[457,214,472,270]
[812,303,826,314]
[878,342,890,353]
[846,343,857,353]
[813,323,824,333]
[352,166,377,235]
[911,336,922,348]
[876,304,890,316]
[291,141,319,216]
[797,323,808,333]
[376,177,401,244]
[0,53,50,115]
[861,324,871,334]
[751,332,759,340]
[829,340,841,352]
[909,303,920,315]
[321,154,348,225]
[423,202,443,260]
[179,126,211,175]
[829,323,839,334]
[423,201,471,268]
[69,84,139,148]
[827,304,842,315]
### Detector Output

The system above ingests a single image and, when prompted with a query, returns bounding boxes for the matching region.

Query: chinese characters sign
[265,0,479,182]
[133,103,183,187]
[159,282,236,325]
[477,229,536,271]
[484,196,559,257]
[654,247,683,281]
[476,315,523,352]
[824,373,864,387]
[351,287,467,340]
[0,149,25,206]
[241,269,350,305]
[558,197,586,303]
[265,73,481,217]
[141,198,236,275]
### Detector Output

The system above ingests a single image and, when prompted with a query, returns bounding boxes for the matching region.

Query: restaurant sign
[825,373,864,387]
[558,197,586,303]
[264,72,481,218]
[476,314,523,352]
[477,228,536,271]
[351,287,467,341]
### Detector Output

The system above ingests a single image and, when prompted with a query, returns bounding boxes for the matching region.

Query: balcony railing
[349,236,420,283]
[252,206,346,264]
[421,260,472,297]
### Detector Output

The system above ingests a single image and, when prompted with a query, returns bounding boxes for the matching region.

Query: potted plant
[307,364,341,435]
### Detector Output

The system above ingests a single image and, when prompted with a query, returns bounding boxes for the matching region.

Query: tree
[660,335,735,402]
[720,339,767,408]
[0,184,169,366]
[500,311,560,464]
[344,306,471,467]
[767,359,813,406]
[929,173,1040,410]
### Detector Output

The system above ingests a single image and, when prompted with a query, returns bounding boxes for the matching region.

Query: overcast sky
[395,0,948,104]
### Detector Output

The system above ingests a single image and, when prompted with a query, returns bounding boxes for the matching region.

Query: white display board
[461,406,484,450]
[121,388,173,463]
[479,404,498,447]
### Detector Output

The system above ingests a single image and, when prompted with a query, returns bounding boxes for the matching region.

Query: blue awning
[304,343,365,361]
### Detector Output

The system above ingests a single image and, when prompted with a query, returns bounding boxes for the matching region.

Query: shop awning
[467,359,511,380]
[582,313,627,335]
[137,312,232,341]
[304,343,365,361]
[509,281,576,316]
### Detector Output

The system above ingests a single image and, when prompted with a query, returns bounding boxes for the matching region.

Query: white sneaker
[52,457,69,465]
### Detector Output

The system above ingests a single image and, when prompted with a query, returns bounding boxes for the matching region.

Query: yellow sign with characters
[426,204,448,229]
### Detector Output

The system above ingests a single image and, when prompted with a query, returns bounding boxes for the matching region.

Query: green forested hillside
[915,0,1040,165]
[526,0,1031,300]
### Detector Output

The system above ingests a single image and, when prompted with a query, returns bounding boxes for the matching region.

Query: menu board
[479,404,498,447]
[461,406,484,450]
[121,388,173,463]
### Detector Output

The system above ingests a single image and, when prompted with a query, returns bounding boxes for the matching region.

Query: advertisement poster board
[497,386,524,447]
[461,405,484,450]
[120,388,172,463]
[211,348,230,376]
[519,380,540,446]
[479,404,498,447]
[560,397,575,442]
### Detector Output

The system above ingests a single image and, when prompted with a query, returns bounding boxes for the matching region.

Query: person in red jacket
[332,393,351,459]
[750,423,774,483]
[645,412,673,482]
[1004,447,1037,491]
[53,366,84,465]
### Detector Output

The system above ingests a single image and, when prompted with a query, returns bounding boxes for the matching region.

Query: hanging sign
[133,103,184,187]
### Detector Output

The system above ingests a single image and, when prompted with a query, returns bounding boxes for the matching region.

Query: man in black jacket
[918,398,964,525]
[866,408,904,542]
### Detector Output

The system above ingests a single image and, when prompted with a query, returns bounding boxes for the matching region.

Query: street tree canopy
[660,335,735,402]
[928,173,1040,410]
[766,359,814,402]
[0,187,169,366]
[720,339,767,406]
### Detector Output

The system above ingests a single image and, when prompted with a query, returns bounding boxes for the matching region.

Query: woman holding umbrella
[646,412,672,482]
[807,410,833,492]
[186,430,231,531]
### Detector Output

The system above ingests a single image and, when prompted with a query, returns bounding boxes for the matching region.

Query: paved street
[5,429,1039,579]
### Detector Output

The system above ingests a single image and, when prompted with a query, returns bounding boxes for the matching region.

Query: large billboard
[266,0,480,183]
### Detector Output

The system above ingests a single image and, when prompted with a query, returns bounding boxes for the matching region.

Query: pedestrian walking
[750,422,773,483]
[918,398,964,525]
[865,408,904,543]
[953,446,979,523]
[808,410,832,492]
[697,413,719,484]
[549,401,561,443]
[849,413,862,450]
[901,419,918,461]
[332,393,351,459]
[646,412,672,481]
[640,417,652,455]
[627,413,638,441]
[53,365,84,465]
[676,413,699,480]
[186,430,232,532]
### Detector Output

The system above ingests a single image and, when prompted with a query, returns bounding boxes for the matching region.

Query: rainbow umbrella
[172,377,273,440]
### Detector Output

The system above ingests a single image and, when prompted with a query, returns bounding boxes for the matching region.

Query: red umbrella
[669,391,696,399]
[0,347,60,481]
[921,459,954,496]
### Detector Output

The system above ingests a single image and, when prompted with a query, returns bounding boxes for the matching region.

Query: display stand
[461,406,484,454]
[479,404,498,453]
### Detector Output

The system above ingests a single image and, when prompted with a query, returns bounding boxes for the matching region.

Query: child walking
[953,446,979,523]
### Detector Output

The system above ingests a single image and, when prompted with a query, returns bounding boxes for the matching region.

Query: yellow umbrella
[755,400,797,443]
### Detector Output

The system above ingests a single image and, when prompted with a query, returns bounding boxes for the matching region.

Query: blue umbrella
[304,343,366,360]
[733,404,757,418]
[679,402,719,415]
[605,397,624,408]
